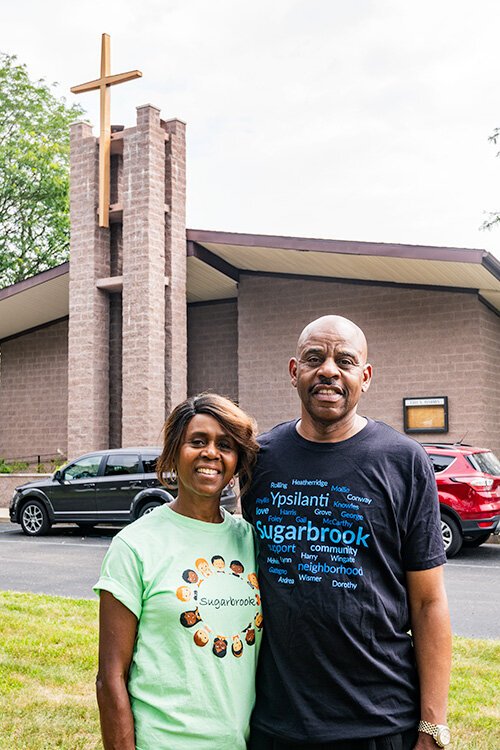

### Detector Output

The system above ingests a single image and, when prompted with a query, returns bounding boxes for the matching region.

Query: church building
[0,102,499,465]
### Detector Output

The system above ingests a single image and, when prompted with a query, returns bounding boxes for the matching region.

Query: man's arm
[96,590,138,750]
[407,566,452,749]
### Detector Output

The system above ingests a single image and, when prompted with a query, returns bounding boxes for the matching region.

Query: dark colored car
[422,443,500,557]
[9,447,238,536]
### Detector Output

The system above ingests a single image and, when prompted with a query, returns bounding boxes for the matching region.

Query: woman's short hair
[156,393,259,495]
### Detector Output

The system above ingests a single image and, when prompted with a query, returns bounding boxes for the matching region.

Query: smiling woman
[94,393,261,750]
[156,393,259,500]
[171,414,239,520]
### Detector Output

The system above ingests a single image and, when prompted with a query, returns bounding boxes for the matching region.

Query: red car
[422,443,500,558]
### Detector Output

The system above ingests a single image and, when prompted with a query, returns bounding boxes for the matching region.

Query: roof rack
[420,442,473,448]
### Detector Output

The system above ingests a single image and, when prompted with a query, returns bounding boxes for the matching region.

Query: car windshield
[467,451,500,476]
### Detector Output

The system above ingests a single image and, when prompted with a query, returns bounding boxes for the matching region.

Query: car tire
[137,500,162,518]
[20,499,51,536]
[441,514,462,558]
[463,532,491,548]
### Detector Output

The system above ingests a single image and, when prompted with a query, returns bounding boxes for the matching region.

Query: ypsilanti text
[269,490,373,508]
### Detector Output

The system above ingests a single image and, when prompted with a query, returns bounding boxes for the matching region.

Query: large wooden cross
[71,34,142,228]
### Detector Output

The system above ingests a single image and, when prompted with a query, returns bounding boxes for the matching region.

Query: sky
[3,0,500,258]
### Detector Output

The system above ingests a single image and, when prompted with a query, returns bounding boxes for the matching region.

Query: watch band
[418,720,451,747]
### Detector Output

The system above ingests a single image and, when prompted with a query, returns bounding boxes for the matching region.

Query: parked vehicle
[9,447,238,536]
[422,443,500,557]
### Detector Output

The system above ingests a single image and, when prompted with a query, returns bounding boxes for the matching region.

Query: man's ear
[289,358,298,387]
[361,363,373,393]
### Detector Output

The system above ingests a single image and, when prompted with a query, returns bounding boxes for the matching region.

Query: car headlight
[10,491,21,509]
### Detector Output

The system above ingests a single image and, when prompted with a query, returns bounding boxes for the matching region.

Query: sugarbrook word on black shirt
[242,419,446,743]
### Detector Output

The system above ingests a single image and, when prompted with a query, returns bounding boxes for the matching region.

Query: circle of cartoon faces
[177,555,263,659]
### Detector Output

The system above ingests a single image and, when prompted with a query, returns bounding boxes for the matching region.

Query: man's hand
[413,733,441,749]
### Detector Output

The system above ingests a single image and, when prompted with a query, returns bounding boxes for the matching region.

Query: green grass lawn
[0,591,498,749]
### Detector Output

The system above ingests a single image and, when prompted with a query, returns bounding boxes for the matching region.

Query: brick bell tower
[67,106,187,457]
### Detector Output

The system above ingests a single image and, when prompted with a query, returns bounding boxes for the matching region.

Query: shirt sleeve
[94,535,144,619]
[402,451,447,571]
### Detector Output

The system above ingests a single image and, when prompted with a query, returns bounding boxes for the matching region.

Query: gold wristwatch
[418,720,451,747]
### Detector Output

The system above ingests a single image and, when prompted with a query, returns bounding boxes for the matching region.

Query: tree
[0,53,85,289]
[482,128,500,232]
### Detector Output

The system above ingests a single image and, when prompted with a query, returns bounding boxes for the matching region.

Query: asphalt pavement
[1,510,499,639]
[0,518,113,598]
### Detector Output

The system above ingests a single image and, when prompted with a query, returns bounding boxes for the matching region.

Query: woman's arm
[96,590,138,750]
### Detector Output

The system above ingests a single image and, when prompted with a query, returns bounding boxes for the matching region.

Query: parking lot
[1,521,499,639]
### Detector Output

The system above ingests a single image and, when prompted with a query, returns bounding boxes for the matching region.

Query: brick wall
[109,294,123,448]
[0,321,68,460]
[67,109,188,449]
[164,118,187,415]
[68,122,110,458]
[477,305,500,456]
[121,105,166,446]
[237,275,499,452]
[187,300,238,401]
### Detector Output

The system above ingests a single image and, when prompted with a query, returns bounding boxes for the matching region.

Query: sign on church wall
[403,396,449,434]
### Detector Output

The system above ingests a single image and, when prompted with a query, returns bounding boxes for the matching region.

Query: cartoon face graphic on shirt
[195,558,213,578]
[182,568,199,584]
[194,629,210,647]
[232,635,244,658]
[254,612,263,630]
[245,628,256,646]
[213,636,228,658]
[176,585,192,602]
[180,608,202,628]
[247,572,259,589]
[230,560,244,576]
[211,555,225,572]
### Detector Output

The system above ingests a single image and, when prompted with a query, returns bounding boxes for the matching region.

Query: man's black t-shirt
[242,419,446,743]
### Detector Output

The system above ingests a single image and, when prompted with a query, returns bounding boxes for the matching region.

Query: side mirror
[54,470,63,483]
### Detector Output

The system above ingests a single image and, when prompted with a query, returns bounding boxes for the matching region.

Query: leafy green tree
[0,53,85,288]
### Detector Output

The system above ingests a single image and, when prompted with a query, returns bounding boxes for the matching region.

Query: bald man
[242,316,451,750]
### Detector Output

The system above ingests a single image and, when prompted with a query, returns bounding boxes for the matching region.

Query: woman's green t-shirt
[95,505,262,750]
